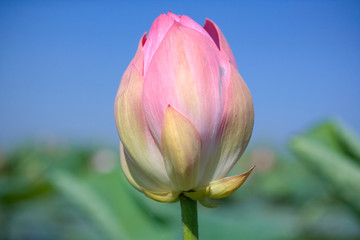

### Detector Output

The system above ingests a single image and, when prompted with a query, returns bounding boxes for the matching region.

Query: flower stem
[179,194,198,240]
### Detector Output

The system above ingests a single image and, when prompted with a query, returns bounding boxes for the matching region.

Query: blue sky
[1,0,359,149]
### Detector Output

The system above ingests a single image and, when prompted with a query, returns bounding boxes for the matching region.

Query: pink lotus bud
[114,12,254,203]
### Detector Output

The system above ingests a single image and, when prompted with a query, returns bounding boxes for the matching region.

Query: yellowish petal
[183,187,210,200]
[161,106,202,191]
[120,143,141,192]
[115,45,170,192]
[207,166,255,199]
[141,188,180,203]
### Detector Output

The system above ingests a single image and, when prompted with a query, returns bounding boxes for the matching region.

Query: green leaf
[51,169,174,240]
[291,136,360,212]
[335,121,360,162]
[304,120,360,162]
[83,170,174,240]
[51,170,129,240]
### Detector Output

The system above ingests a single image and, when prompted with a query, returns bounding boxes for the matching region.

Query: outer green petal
[161,106,202,191]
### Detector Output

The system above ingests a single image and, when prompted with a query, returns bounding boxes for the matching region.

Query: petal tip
[203,18,220,50]
[141,32,147,46]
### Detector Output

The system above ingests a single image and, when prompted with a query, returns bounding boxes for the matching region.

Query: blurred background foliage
[1,120,360,240]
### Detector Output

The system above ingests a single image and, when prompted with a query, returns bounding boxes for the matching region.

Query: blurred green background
[1,120,360,239]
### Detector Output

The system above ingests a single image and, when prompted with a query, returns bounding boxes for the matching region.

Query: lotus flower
[114,12,254,203]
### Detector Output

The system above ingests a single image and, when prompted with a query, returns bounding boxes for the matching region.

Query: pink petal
[168,12,215,45]
[167,11,181,22]
[204,19,237,69]
[143,14,175,75]
[178,15,214,43]
[142,23,231,178]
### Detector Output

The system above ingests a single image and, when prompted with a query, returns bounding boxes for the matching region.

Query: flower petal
[120,142,171,192]
[184,187,210,200]
[143,24,230,182]
[167,12,214,43]
[115,37,170,192]
[207,167,254,199]
[143,14,174,75]
[161,106,201,191]
[120,143,141,191]
[204,19,237,68]
[167,11,181,21]
[212,65,254,180]
[142,188,180,203]
[185,166,254,200]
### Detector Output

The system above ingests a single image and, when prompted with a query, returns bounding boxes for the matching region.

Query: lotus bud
[114,12,254,204]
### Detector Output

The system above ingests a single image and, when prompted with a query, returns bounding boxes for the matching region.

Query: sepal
[207,166,254,199]
[186,166,254,201]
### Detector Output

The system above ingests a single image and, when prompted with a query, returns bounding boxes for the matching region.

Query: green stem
[179,194,198,240]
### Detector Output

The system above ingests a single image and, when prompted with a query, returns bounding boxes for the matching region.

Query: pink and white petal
[143,24,230,155]
[161,106,202,191]
[143,14,175,75]
[212,65,254,180]
[115,56,171,192]
[204,19,237,68]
